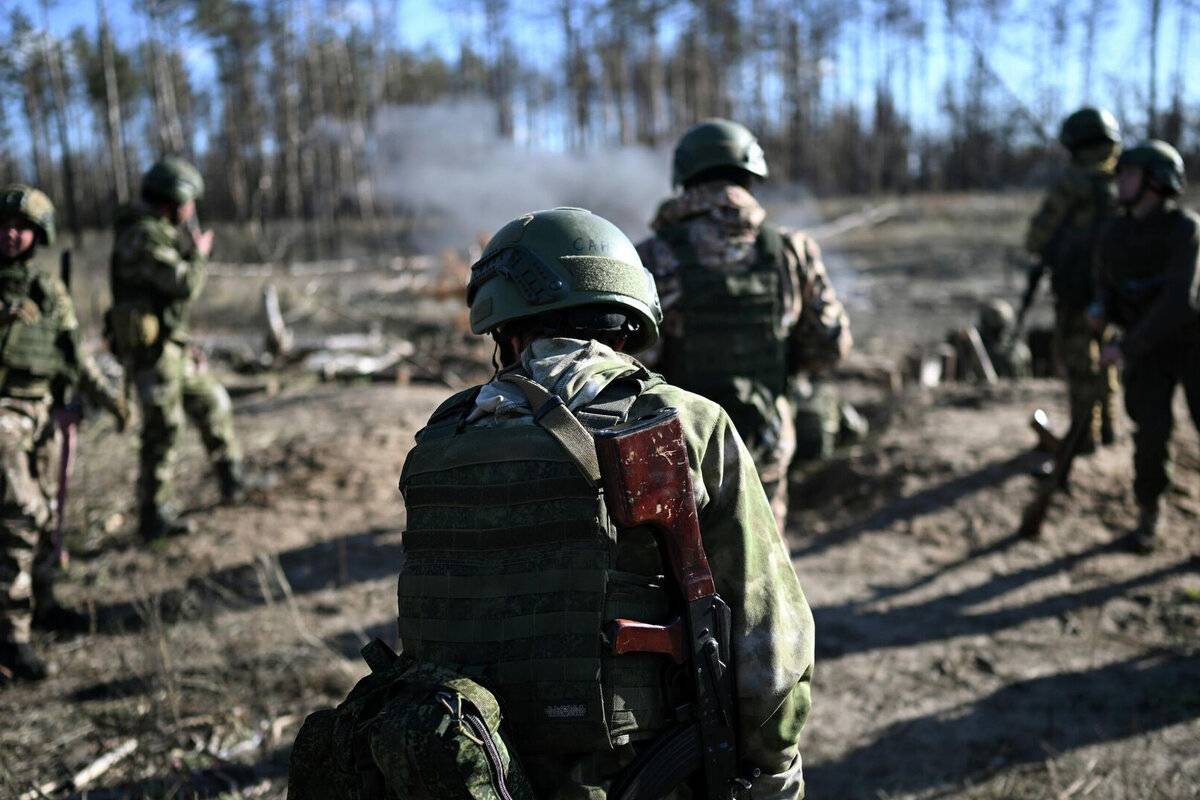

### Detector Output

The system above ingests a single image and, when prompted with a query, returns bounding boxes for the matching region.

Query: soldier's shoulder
[635,234,677,276]
[418,386,482,433]
[633,381,728,437]
[1170,206,1200,237]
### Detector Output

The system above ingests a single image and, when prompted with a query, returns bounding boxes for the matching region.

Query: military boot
[139,505,194,543]
[216,459,271,504]
[1131,506,1160,554]
[0,641,48,684]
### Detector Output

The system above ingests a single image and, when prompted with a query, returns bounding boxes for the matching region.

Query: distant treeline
[0,0,1196,243]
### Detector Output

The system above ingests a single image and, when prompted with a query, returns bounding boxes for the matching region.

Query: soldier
[975,299,1032,379]
[1025,107,1122,453]
[107,158,247,542]
[637,119,851,528]
[1091,140,1200,552]
[296,208,813,798]
[0,185,127,684]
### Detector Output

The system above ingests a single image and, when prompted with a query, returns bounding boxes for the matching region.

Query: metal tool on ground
[594,408,745,800]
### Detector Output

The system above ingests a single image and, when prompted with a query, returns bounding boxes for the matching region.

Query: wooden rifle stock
[1018,405,1092,538]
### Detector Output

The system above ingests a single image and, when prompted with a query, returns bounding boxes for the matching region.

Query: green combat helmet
[1058,107,1121,151]
[672,118,769,187]
[0,184,56,246]
[978,299,1015,337]
[1118,139,1186,196]
[141,156,205,205]
[466,207,662,353]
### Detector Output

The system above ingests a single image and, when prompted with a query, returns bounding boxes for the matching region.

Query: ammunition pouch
[288,640,534,800]
[104,303,161,358]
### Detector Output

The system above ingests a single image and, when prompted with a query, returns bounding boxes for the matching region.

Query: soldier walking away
[288,208,815,799]
[106,158,249,543]
[0,186,128,685]
[637,119,852,530]
[1091,140,1200,553]
[1025,107,1122,453]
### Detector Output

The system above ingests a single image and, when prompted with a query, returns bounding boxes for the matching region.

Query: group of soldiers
[1025,107,1200,552]
[2,108,1196,799]
[0,160,248,683]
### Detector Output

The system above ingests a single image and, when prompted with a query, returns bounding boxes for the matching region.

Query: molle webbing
[660,222,788,396]
[0,273,64,379]
[398,386,673,755]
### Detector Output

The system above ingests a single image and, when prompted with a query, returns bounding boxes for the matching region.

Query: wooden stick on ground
[20,738,138,800]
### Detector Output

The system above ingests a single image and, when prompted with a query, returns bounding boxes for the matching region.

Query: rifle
[1012,261,1046,342]
[594,408,745,800]
[1017,403,1092,538]
[52,249,81,569]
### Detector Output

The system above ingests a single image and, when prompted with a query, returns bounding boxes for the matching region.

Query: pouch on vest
[104,303,160,356]
[288,639,534,800]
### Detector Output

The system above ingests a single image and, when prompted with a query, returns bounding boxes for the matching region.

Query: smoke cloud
[368,101,672,252]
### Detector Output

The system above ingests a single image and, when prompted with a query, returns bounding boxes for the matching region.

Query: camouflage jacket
[0,254,122,413]
[636,182,851,375]
[399,338,815,799]
[109,205,207,343]
[1095,202,1200,359]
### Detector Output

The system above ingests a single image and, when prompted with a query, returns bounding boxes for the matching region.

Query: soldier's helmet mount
[672,118,769,187]
[0,184,56,247]
[1058,108,1121,152]
[141,156,205,206]
[1117,139,1186,197]
[467,207,662,353]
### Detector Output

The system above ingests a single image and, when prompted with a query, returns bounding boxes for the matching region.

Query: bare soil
[2,193,1197,799]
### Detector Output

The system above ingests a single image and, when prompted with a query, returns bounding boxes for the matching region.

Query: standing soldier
[289,208,815,798]
[637,119,851,529]
[107,158,247,542]
[1025,107,1122,453]
[1092,140,1200,552]
[0,185,127,684]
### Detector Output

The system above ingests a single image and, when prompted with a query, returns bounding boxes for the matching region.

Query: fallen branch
[21,738,138,799]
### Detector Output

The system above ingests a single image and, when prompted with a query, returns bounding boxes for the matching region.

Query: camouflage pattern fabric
[129,340,239,516]
[790,377,839,463]
[637,182,851,529]
[1053,310,1117,448]
[0,397,55,646]
[1096,203,1200,510]
[397,338,814,799]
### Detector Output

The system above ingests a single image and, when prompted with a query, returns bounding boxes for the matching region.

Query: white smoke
[368,100,672,251]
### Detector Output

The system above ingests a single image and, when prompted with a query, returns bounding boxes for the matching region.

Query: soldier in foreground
[1025,107,1121,453]
[107,158,247,542]
[0,186,127,684]
[637,119,851,528]
[1091,140,1200,552]
[289,208,814,798]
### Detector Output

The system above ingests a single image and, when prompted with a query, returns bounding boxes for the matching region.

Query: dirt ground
[2,193,1198,799]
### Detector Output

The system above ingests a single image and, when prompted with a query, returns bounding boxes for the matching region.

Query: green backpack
[288,639,534,800]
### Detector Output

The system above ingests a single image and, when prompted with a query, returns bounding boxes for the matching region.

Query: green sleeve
[113,221,205,301]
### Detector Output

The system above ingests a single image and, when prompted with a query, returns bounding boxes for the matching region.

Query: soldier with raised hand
[0,185,128,684]
[1091,140,1200,552]
[377,208,814,798]
[636,119,851,529]
[1025,107,1122,453]
[107,158,246,543]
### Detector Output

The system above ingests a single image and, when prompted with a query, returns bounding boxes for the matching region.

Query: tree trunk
[97,0,129,204]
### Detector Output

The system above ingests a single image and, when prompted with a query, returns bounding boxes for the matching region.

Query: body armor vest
[0,265,64,382]
[1103,207,1196,329]
[1051,169,1117,310]
[397,378,676,757]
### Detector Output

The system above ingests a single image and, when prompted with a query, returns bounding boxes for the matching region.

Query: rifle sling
[497,374,603,486]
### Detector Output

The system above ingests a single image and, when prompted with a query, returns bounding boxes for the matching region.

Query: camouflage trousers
[791,377,840,464]
[742,393,796,534]
[1055,309,1118,447]
[0,398,58,645]
[1123,343,1200,510]
[129,341,240,515]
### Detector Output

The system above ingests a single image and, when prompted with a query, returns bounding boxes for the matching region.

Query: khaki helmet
[1118,139,1186,196]
[141,156,205,205]
[978,299,1015,335]
[672,118,768,187]
[467,207,662,353]
[1058,108,1120,151]
[0,184,56,246]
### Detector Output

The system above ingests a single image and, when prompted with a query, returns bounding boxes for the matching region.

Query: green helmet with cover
[672,118,769,187]
[978,299,1016,335]
[0,184,56,246]
[466,207,662,353]
[1118,139,1186,196]
[141,156,205,205]
[1058,108,1120,151]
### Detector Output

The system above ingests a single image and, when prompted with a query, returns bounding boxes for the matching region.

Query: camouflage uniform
[108,205,240,527]
[1095,200,1200,520]
[0,253,124,648]
[399,338,814,799]
[972,300,1032,379]
[1025,143,1121,448]
[637,182,851,528]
